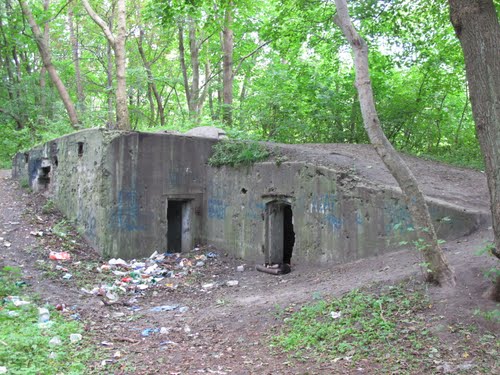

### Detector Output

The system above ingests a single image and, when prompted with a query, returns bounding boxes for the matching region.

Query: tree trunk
[82,0,130,130]
[18,0,80,128]
[448,0,500,300]
[137,28,165,126]
[178,25,193,114]
[222,1,234,126]
[334,0,456,286]
[188,18,201,120]
[114,0,129,130]
[106,39,115,128]
[68,6,85,111]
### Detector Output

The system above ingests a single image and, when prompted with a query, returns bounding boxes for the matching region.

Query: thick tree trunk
[19,0,80,128]
[449,0,500,300]
[222,1,234,126]
[334,0,455,286]
[82,0,130,130]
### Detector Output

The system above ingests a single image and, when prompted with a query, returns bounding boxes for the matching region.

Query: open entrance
[266,201,295,265]
[167,199,192,253]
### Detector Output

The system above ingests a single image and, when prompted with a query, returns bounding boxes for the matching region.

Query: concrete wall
[205,162,489,265]
[102,132,215,259]
[12,129,489,264]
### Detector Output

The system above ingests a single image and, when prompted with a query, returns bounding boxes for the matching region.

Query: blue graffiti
[384,202,412,234]
[310,193,337,214]
[310,194,343,230]
[208,198,226,220]
[110,190,144,231]
[325,214,342,230]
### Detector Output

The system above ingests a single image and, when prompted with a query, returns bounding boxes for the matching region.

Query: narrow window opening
[77,142,84,157]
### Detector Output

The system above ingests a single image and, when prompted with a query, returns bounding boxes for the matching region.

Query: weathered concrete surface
[205,162,490,265]
[12,129,491,264]
[12,129,215,259]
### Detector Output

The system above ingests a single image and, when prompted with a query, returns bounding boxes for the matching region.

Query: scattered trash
[159,340,178,346]
[49,251,71,261]
[226,280,239,287]
[30,231,44,237]
[150,305,179,312]
[202,283,216,290]
[49,337,62,346]
[179,306,189,313]
[3,241,11,248]
[331,311,342,319]
[141,328,160,337]
[184,324,191,333]
[38,308,50,323]
[7,311,19,317]
[49,352,57,359]
[159,327,169,335]
[70,333,82,343]
[236,265,245,272]
[5,296,30,307]
[101,341,114,346]
[55,304,66,311]
[62,273,73,280]
[113,350,122,358]
[70,313,81,321]
[80,248,220,304]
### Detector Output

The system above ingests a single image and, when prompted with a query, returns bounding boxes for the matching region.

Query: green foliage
[208,140,270,167]
[272,283,452,371]
[0,266,96,374]
[41,200,57,215]
[0,0,485,171]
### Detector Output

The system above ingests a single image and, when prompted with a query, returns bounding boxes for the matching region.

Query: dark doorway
[283,204,295,264]
[167,200,183,252]
[266,202,295,265]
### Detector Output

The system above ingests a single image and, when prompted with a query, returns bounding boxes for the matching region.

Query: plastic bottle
[39,307,50,323]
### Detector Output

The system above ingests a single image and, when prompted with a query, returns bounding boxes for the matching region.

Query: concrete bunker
[11,129,491,263]
[167,198,193,253]
[265,199,295,265]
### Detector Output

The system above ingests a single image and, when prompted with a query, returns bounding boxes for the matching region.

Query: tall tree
[333,0,456,286]
[82,0,130,130]
[448,0,500,300]
[221,1,234,125]
[18,0,80,128]
[68,4,85,111]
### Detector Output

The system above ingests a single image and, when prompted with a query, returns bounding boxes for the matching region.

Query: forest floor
[0,148,499,374]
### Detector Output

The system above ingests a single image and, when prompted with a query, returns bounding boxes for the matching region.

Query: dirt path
[0,169,498,374]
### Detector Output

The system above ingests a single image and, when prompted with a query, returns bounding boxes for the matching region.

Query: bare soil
[0,147,498,375]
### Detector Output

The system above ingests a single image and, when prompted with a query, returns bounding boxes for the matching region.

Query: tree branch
[81,0,115,46]
[234,40,271,75]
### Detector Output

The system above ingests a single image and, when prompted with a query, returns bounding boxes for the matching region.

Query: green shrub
[208,140,270,167]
